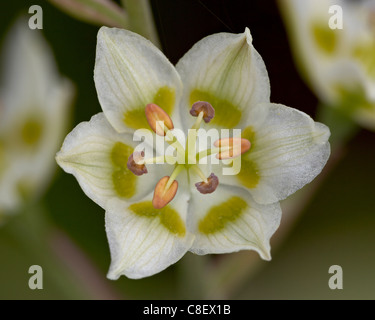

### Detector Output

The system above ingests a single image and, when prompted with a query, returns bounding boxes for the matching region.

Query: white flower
[56,27,330,279]
[281,0,375,129]
[0,19,74,216]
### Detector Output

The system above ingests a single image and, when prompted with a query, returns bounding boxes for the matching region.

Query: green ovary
[124,86,175,130]
[199,197,248,234]
[129,201,186,236]
[111,142,136,198]
[190,89,242,128]
[311,22,338,55]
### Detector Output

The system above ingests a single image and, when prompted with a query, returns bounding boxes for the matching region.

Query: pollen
[152,176,178,209]
[127,151,148,176]
[145,103,174,136]
[214,137,251,160]
[190,101,215,123]
[195,173,219,194]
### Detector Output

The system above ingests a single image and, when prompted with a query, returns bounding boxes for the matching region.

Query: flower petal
[176,28,270,130]
[105,192,194,279]
[214,103,330,204]
[94,27,183,133]
[188,184,281,260]
[56,113,167,209]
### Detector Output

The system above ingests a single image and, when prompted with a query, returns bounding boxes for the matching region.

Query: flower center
[127,102,251,209]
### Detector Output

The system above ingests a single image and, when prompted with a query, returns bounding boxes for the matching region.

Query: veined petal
[188,184,281,260]
[106,191,194,279]
[176,28,270,130]
[215,103,330,204]
[56,113,167,209]
[94,27,183,133]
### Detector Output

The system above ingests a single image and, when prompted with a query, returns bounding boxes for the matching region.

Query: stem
[3,204,87,299]
[177,253,210,299]
[121,0,160,48]
[3,203,121,299]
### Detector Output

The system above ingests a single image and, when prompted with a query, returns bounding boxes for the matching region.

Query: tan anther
[190,101,215,123]
[214,138,251,160]
[127,151,148,176]
[145,103,174,136]
[195,173,219,194]
[152,176,178,209]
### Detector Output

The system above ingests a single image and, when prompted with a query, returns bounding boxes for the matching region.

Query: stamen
[191,111,204,130]
[195,173,219,194]
[214,138,251,160]
[145,103,174,136]
[166,165,185,190]
[152,165,184,209]
[153,176,178,209]
[191,165,208,183]
[190,101,215,124]
[127,151,148,176]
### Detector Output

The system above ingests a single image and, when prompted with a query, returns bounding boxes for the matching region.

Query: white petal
[215,103,331,204]
[56,113,167,209]
[106,192,194,279]
[94,27,183,133]
[176,28,270,130]
[188,184,281,260]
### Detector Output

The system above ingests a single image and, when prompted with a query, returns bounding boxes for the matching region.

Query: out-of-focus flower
[48,0,129,29]
[56,27,330,279]
[280,0,375,129]
[0,19,74,217]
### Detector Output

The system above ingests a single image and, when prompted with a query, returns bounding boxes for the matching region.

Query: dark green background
[0,0,374,299]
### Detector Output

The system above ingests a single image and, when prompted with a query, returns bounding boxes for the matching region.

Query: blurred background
[0,0,374,300]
